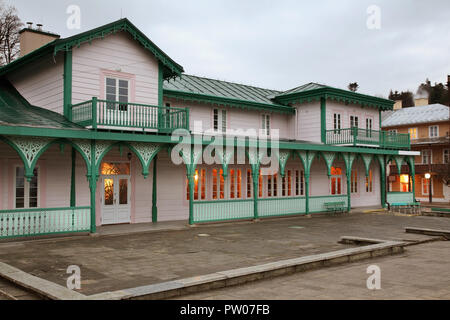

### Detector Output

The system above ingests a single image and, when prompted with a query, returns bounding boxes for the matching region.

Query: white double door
[101,175,131,225]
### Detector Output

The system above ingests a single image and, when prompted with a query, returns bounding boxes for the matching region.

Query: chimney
[414,97,428,107]
[19,23,60,57]
[393,100,402,110]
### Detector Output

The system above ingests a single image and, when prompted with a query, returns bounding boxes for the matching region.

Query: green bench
[324,201,346,215]
[389,202,421,214]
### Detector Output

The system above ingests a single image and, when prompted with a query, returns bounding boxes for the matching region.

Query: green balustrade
[70,98,189,133]
[0,207,90,239]
[325,128,410,149]
[309,195,348,213]
[193,200,254,223]
[258,197,307,218]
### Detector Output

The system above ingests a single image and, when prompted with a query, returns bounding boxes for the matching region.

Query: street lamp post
[425,173,432,204]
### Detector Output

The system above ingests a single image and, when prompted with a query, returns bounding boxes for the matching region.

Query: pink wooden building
[0,19,419,239]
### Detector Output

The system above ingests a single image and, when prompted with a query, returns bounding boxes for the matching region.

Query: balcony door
[101,162,131,225]
[104,77,130,126]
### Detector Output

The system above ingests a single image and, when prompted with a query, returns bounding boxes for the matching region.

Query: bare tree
[0,1,23,66]
[348,82,359,92]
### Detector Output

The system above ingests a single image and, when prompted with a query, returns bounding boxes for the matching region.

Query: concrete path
[0,211,449,296]
[176,241,450,300]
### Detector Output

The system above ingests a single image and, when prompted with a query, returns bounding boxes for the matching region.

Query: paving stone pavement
[176,241,450,300]
[0,278,41,300]
[0,211,449,296]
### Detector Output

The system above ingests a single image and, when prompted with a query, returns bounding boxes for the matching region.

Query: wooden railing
[71,98,189,133]
[0,207,90,239]
[325,128,410,149]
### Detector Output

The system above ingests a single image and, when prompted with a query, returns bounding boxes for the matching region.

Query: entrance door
[102,176,131,225]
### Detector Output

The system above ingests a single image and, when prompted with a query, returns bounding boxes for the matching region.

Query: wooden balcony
[71,98,189,133]
[325,128,410,149]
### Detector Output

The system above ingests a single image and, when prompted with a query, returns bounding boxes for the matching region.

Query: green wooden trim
[387,191,414,195]
[70,147,76,207]
[309,195,350,199]
[193,199,254,204]
[275,88,394,111]
[89,140,97,233]
[164,89,295,115]
[0,206,90,214]
[152,155,158,223]
[320,97,326,143]
[0,125,413,155]
[63,50,72,120]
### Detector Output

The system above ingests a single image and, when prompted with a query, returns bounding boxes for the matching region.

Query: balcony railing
[325,128,410,149]
[71,98,189,133]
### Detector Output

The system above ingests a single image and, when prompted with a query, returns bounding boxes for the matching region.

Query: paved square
[0,211,449,296]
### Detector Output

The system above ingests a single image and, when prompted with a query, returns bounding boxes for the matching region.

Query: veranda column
[379,155,386,208]
[346,170,351,212]
[70,147,76,207]
[152,155,158,223]
[304,151,311,215]
[251,165,260,220]
[89,140,97,233]
[410,157,416,202]
[187,172,195,225]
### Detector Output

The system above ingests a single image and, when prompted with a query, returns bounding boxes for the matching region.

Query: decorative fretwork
[342,153,356,176]
[94,141,114,167]
[277,150,291,177]
[296,151,316,175]
[72,139,92,163]
[7,136,53,167]
[361,154,374,177]
[321,152,337,177]
[129,142,161,178]
[216,147,235,178]
[393,156,406,176]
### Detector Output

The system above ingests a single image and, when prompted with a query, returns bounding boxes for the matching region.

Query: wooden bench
[324,201,346,215]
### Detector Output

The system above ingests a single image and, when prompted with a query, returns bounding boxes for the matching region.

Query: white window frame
[443,149,450,164]
[105,77,130,106]
[388,129,398,134]
[408,128,418,140]
[350,115,359,128]
[333,113,342,133]
[213,109,227,133]
[14,166,40,209]
[351,170,358,194]
[429,125,439,138]
[330,167,343,195]
[365,169,374,193]
[421,149,432,165]
[261,114,271,136]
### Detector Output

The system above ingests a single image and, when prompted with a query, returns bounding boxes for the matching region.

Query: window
[213,109,227,133]
[351,171,358,194]
[15,167,39,209]
[262,114,271,136]
[229,169,242,199]
[388,129,398,134]
[295,170,304,196]
[429,125,439,138]
[259,171,263,197]
[365,170,373,193]
[247,169,252,198]
[187,169,206,201]
[266,173,278,197]
[366,118,373,137]
[408,128,418,140]
[350,116,359,128]
[105,77,129,110]
[211,168,225,200]
[333,113,342,133]
[422,150,432,164]
[444,149,449,164]
[330,167,342,195]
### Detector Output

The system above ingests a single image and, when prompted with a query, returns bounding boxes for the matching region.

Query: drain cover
[289,226,304,229]
[197,234,211,237]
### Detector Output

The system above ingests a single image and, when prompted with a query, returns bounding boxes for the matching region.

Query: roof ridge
[181,74,282,94]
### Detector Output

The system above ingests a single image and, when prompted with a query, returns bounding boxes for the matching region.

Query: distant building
[382,104,450,203]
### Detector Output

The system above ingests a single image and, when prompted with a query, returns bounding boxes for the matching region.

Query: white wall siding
[295,102,321,143]
[326,101,380,131]
[8,53,64,114]
[72,31,159,105]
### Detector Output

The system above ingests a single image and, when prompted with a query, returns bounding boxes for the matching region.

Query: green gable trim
[164,89,295,114]
[275,88,394,111]
[0,18,183,80]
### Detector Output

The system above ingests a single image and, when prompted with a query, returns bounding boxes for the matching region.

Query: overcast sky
[7,0,450,98]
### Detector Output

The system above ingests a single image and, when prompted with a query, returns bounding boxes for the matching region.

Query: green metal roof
[163,74,295,114]
[274,82,329,97]
[0,18,184,79]
[0,79,86,130]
